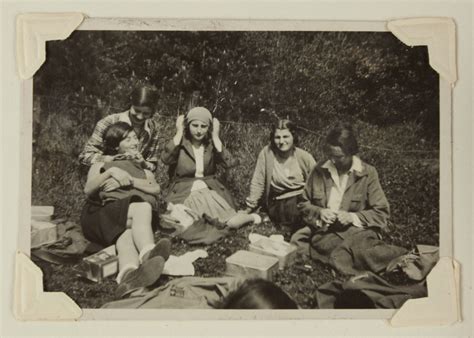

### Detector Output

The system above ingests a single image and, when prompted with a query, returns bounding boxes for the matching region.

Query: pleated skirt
[183,187,236,223]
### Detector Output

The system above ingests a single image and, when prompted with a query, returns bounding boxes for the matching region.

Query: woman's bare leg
[115,229,139,283]
[226,213,260,229]
[127,202,155,251]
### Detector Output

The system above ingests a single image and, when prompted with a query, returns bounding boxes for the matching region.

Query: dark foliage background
[32,30,439,308]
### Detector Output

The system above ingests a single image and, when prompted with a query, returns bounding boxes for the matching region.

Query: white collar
[322,155,363,174]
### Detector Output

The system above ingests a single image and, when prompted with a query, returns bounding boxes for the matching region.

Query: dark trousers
[268,193,304,233]
[291,226,408,275]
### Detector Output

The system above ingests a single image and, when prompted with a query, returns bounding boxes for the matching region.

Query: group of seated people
[78,85,391,308]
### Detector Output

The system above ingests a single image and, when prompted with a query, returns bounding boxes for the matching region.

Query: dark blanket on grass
[161,213,230,245]
[316,245,439,309]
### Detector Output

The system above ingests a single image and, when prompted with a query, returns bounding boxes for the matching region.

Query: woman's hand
[113,152,154,171]
[211,117,223,151]
[238,208,252,214]
[100,178,121,192]
[113,153,136,161]
[212,117,220,139]
[176,114,185,134]
[336,211,353,226]
[107,167,132,186]
[102,155,116,162]
[132,152,149,169]
[173,115,185,145]
[143,161,156,172]
[320,208,337,224]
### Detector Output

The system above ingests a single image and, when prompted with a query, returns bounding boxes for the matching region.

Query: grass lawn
[34,219,335,309]
[31,115,439,309]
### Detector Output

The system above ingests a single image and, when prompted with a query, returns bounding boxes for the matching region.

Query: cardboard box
[31,220,58,248]
[31,206,54,222]
[249,238,297,269]
[225,250,279,281]
[82,246,118,283]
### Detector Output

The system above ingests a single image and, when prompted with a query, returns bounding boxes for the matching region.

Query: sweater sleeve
[78,117,110,166]
[297,169,324,230]
[245,149,266,209]
[142,120,160,167]
[307,154,317,173]
[296,148,317,180]
[161,139,181,165]
[354,167,390,229]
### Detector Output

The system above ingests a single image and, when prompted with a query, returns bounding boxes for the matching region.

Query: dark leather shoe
[115,256,165,299]
[142,238,172,262]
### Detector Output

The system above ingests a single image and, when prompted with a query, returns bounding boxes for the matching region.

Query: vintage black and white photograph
[29,22,441,312]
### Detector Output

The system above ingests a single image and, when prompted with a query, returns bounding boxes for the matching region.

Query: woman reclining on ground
[81,121,171,298]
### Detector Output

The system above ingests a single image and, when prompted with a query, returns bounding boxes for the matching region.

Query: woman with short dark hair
[220,278,298,309]
[244,119,316,232]
[291,124,394,272]
[81,121,171,298]
[79,84,161,172]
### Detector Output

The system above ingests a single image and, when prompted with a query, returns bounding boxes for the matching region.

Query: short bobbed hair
[270,119,299,149]
[325,124,359,156]
[102,122,133,156]
[130,85,159,109]
[220,278,298,309]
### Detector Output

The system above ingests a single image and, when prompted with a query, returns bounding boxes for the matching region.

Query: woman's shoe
[142,238,172,262]
[115,256,165,299]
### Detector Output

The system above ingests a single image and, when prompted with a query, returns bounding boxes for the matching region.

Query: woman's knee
[116,229,132,246]
[129,202,152,216]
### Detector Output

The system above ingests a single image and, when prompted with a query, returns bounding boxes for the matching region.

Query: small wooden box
[31,206,55,222]
[249,238,297,269]
[225,250,279,281]
[82,246,118,283]
[31,220,58,248]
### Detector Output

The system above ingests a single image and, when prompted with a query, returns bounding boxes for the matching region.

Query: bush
[36,31,439,138]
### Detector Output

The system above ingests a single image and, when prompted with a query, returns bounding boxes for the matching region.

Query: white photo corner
[13,13,459,325]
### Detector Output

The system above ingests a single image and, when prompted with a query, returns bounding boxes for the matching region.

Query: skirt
[267,191,304,232]
[183,187,236,223]
[81,195,157,247]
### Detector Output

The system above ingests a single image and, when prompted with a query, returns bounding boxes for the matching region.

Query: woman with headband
[162,107,261,228]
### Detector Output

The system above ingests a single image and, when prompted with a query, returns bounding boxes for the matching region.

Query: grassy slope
[32,109,439,308]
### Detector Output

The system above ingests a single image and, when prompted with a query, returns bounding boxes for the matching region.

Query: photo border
[15,17,454,322]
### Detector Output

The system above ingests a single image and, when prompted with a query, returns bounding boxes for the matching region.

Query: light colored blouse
[191,144,208,191]
[270,152,306,200]
[321,155,363,227]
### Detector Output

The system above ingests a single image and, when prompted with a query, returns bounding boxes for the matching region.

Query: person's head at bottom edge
[219,278,298,309]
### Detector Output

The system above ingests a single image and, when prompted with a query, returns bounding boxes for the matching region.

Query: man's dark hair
[325,124,359,155]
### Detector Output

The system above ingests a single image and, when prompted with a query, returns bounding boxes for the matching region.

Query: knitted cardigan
[245,145,316,210]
